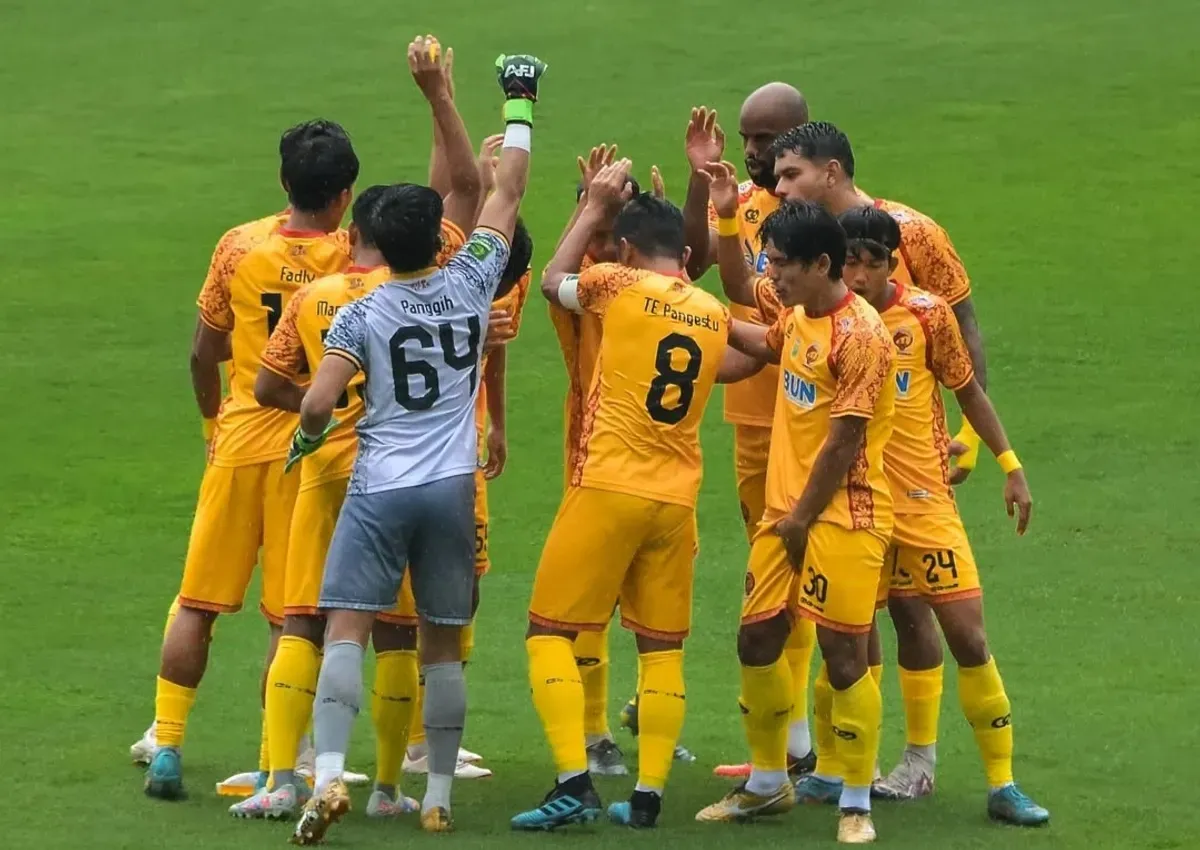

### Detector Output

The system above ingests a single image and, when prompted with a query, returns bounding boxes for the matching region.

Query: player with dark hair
[696,201,895,845]
[516,162,742,832]
[285,48,545,844]
[142,114,358,803]
[831,206,1048,827]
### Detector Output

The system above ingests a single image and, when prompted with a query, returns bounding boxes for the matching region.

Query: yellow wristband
[202,418,217,441]
[996,450,1022,474]
[716,216,739,237]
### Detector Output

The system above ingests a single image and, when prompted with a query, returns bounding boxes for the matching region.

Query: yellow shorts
[743,521,887,634]
[474,466,490,576]
[529,486,696,641]
[180,459,299,623]
[734,424,771,541]
[881,513,981,605]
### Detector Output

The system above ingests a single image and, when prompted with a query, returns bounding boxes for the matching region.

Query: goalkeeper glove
[495,54,547,124]
[284,418,339,474]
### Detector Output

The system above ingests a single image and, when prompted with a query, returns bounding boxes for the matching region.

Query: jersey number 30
[645,333,703,425]
[389,318,481,412]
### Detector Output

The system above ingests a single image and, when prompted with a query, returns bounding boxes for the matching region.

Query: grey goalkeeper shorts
[319,473,475,626]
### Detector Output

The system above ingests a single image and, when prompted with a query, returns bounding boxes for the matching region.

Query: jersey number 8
[389,318,481,412]
[645,332,703,425]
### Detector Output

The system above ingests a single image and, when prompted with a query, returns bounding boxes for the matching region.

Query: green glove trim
[503,99,534,125]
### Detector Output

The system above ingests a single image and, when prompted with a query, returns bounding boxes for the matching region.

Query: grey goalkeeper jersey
[324,227,510,495]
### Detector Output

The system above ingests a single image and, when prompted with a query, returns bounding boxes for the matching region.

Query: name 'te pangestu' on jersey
[558,262,730,508]
[260,220,468,489]
[197,216,350,466]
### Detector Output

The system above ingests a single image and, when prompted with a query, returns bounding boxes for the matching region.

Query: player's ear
[279,169,289,195]
[348,222,360,248]
[817,252,832,278]
[617,237,633,266]
[681,245,693,272]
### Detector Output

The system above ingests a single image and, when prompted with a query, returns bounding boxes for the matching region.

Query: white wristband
[502,123,532,152]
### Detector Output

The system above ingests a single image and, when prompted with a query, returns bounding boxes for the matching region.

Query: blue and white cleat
[144,746,186,800]
[988,784,1049,826]
[511,778,602,831]
[608,790,661,829]
[795,774,843,805]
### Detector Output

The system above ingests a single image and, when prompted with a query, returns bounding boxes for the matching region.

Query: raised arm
[410,37,481,234]
[542,159,632,302]
[701,160,756,306]
[427,43,454,197]
[682,107,724,279]
[729,318,780,363]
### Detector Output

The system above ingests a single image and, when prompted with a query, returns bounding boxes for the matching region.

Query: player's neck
[804,280,850,316]
[635,258,686,279]
[866,281,897,313]
[284,209,338,234]
[825,185,864,216]
[352,247,387,269]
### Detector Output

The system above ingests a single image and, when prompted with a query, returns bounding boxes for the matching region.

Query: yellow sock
[958,657,1013,787]
[372,649,419,790]
[869,663,883,688]
[784,619,815,730]
[459,622,475,663]
[162,597,181,644]
[636,650,685,790]
[408,678,426,749]
[527,635,587,774]
[265,635,320,774]
[812,663,843,778]
[740,658,792,773]
[830,671,883,788]
[575,625,611,739]
[899,665,943,747]
[154,676,196,748]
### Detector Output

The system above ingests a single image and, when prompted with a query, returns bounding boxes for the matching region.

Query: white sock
[633,783,662,796]
[839,784,871,812]
[787,719,812,758]
[907,743,936,763]
[585,733,613,748]
[314,752,344,793]
[557,769,586,785]
[423,773,452,812]
[746,768,788,795]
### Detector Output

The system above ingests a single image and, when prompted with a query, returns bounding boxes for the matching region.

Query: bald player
[682,84,818,780]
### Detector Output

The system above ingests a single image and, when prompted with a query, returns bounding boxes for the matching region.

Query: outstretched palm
[685,107,725,172]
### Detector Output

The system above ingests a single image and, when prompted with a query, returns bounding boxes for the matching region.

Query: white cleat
[402,752,492,779]
[872,749,935,801]
[458,747,482,764]
[130,722,156,766]
[365,789,420,818]
[229,783,306,819]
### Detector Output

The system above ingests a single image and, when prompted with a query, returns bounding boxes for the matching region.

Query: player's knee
[525,620,576,642]
[635,633,683,655]
[372,621,417,653]
[944,619,989,668]
[284,614,326,647]
[737,616,788,667]
[324,609,374,648]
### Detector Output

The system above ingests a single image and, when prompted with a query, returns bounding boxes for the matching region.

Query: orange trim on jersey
[568,361,604,488]
[346,263,385,274]
[260,356,299,381]
[619,615,689,642]
[376,612,420,626]
[795,607,873,635]
[277,227,329,238]
[198,311,233,334]
[326,348,362,370]
[177,596,240,615]
[283,605,323,617]
[924,587,983,605]
[739,604,790,627]
[528,611,611,633]
[259,602,284,626]
[809,288,856,319]
[475,225,512,249]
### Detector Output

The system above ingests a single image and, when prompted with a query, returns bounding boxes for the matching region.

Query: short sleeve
[830,320,893,418]
[764,309,790,356]
[196,229,246,331]
[445,227,512,299]
[923,297,974,390]
[493,270,532,338]
[752,277,784,324]
[573,262,643,318]
[324,297,368,369]
[896,210,971,306]
[261,286,310,379]
[436,219,467,267]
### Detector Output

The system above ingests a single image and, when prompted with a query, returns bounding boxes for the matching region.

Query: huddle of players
[138,38,544,842]
[510,84,1049,844]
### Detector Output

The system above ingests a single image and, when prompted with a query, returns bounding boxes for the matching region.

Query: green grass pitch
[3,0,1199,847]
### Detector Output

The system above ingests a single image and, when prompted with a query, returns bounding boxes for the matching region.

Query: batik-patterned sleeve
[830,316,893,418]
[324,296,369,370]
[261,284,311,379]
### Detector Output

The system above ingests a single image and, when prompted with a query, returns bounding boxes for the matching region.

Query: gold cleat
[420,806,454,833]
[695,781,796,823]
[837,811,877,844]
[290,780,350,845]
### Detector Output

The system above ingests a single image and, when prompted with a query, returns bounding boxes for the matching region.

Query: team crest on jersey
[290,244,306,257]
[909,293,934,308]
[745,208,760,223]
[754,251,769,273]
[784,370,817,409]
[804,343,821,366]
[893,328,914,353]
[467,239,493,261]
[348,276,364,291]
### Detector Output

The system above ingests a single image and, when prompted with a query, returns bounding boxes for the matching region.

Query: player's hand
[700,160,740,219]
[584,159,635,216]
[484,310,515,351]
[443,45,456,99]
[1004,469,1032,536]
[284,418,339,474]
[478,134,504,195]
[483,425,508,480]
[650,165,666,199]
[495,54,548,101]
[774,513,810,571]
[577,144,618,195]
[409,35,448,101]
[947,440,973,485]
[685,106,725,174]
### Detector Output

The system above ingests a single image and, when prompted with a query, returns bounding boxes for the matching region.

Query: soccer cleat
[402,751,492,778]
[290,779,350,845]
[837,810,877,844]
[458,747,483,764]
[987,784,1050,826]
[215,770,267,798]
[695,781,795,822]
[144,746,186,801]
[130,722,156,766]
[229,783,306,819]
[511,776,603,831]
[714,750,814,781]
[420,806,454,833]
[608,790,662,829]
[619,697,639,736]
[872,749,935,800]
[795,774,843,805]
[366,789,420,818]
[586,739,629,776]
[674,744,697,763]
